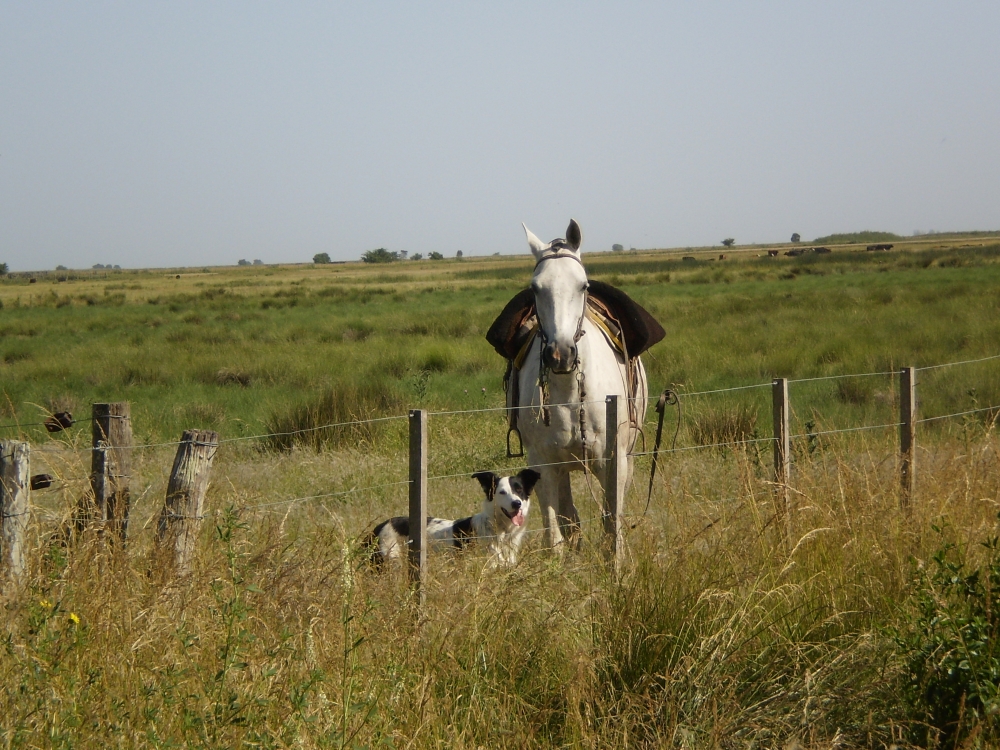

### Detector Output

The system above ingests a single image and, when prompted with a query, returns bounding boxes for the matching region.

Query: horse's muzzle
[542,342,578,373]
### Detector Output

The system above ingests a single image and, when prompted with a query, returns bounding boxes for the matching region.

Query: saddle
[486,282,666,457]
[486,280,665,362]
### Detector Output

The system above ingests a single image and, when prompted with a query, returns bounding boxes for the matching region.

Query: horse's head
[524,219,588,374]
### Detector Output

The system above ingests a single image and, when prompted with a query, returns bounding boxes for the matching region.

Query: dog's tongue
[511,509,525,527]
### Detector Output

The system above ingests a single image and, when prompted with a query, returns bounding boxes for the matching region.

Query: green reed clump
[893,525,1000,747]
[264,377,406,451]
[688,403,759,448]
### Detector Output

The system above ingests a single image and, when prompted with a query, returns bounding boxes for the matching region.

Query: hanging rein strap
[643,388,681,518]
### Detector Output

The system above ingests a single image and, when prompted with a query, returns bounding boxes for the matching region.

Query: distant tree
[721,238,735,248]
[456,250,464,259]
[55,265,67,271]
[0,262,8,274]
[252,259,263,266]
[313,252,331,264]
[410,253,423,260]
[238,259,251,266]
[113,264,121,269]
[361,248,399,263]
[93,263,105,269]
[429,251,444,260]
[791,233,801,243]
[612,244,624,252]
[398,250,408,259]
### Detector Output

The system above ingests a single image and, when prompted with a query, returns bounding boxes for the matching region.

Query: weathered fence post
[900,366,917,509]
[772,378,791,538]
[0,440,30,582]
[90,402,132,542]
[604,395,624,575]
[157,429,219,573]
[408,409,428,606]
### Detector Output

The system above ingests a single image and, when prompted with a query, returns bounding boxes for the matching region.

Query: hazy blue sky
[2,2,998,271]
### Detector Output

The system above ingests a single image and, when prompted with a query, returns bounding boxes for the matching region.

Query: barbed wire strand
[790,422,901,439]
[629,435,775,458]
[917,405,1000,424]
[218,414,409,444]
[788,371,896,384]
[243,480,413,511]
[917,353,1000,372]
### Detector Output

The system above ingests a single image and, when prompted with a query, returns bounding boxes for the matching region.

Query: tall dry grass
[4,420,1000,748]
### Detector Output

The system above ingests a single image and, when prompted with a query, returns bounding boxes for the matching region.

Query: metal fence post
[408,409,428,606]
[900,366,917,509]
[604,395,624,575]
[772,378,791,538]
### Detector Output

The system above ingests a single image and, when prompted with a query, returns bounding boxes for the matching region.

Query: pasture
[4,236,1000,747]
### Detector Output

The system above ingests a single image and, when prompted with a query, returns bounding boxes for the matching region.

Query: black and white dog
[370,469,540,567]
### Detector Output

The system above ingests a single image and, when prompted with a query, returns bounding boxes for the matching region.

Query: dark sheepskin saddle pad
[486,280,665,361]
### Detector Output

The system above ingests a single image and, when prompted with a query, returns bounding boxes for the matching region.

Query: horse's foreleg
[555,471,580,550]
[536,468,565,550]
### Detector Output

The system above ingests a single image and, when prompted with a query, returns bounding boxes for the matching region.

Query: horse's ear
[566,219,582,251]
[523,223,546,259]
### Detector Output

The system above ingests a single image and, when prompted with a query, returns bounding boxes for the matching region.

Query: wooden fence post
[157,429,219,573]
[0,441,30,582]
[90,402,132,542]
[604,395,624,575]
[900,367,917,509]
[772,378,791,538]
[408,409,427,606]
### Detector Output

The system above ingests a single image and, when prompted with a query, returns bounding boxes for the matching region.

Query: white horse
[514,219,648,550]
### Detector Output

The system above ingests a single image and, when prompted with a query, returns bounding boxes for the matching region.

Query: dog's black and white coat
[370,469,540,567]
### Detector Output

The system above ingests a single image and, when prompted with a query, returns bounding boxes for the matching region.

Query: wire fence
[5,348,1000,445]
[8,351,1000,522]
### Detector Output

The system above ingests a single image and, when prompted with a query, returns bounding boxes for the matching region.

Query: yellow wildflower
[39,599,52,609]
[68,612,80,625]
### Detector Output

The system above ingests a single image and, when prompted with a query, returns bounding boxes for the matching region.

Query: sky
[2,2,998,271]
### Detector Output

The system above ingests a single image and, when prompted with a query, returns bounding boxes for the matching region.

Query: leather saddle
[486,280,665,362]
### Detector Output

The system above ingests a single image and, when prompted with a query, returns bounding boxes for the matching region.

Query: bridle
[532,247,589,357]
[532,247,590,457]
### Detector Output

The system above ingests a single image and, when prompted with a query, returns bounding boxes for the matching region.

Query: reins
[642,388,681,520]
[506,248,589,458]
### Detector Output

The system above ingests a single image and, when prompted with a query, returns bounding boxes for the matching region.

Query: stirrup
[506,426,525,458]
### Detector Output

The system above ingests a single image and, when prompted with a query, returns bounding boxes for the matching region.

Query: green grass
[4,239,1000,746]
[3,241,1000,446]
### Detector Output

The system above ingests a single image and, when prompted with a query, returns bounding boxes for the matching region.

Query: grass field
[4,236,1000,747]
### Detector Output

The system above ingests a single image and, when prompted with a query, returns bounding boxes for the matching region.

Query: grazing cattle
[682,256,696,261]
[813,247,831,254]
[785,249,805,257]
[767,250,779,257]
[866,244,894,252]
[718,254,726,260]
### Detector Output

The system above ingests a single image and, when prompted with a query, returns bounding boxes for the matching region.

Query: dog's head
[472,469,540,529]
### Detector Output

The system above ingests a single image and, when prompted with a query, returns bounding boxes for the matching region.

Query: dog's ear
[517,469,541,497]
[472,471,499,500]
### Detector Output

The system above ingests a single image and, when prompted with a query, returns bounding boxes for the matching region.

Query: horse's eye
[583,282,590,291]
